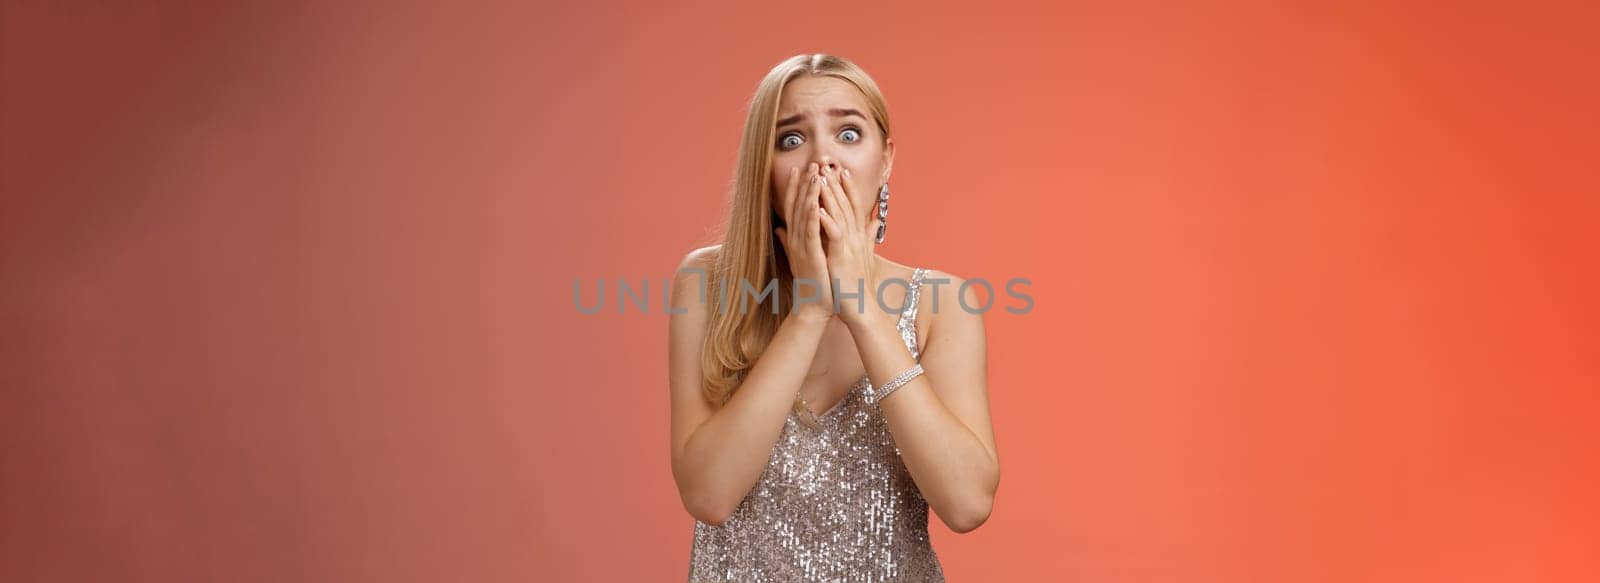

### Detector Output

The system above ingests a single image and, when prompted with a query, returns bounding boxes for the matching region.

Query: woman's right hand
[774,162,835,322]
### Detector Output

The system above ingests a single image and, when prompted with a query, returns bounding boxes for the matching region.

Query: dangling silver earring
[874,182,890,244]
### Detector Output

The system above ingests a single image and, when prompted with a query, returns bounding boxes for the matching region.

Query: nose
[815,156,838,172]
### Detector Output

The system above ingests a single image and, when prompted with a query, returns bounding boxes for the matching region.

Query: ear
[880,137,896,183]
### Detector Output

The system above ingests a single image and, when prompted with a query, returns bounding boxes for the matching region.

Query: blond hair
[699,54,893,423]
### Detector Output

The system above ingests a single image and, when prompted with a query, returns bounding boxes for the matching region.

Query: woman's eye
[778,133,803,149]
[839,128,861,142]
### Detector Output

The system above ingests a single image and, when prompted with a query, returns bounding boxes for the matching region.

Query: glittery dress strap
[896,268,928,360]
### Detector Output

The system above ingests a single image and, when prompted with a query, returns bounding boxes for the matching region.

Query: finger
[790,164,815,231]
[807,202,825,256]
[783,165,804,229]
[817,167,847,230]
[837,167,860,230]
[793,163,817,231]
[825,164,851,229]
[806,164,824,215]
[818,206,842,240]
[832,170,856,232]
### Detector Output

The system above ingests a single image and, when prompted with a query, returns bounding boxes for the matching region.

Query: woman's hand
[816,164,882,326]
[774,162,835,322]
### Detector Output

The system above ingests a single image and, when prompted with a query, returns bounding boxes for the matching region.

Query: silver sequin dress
[689,268,945,582]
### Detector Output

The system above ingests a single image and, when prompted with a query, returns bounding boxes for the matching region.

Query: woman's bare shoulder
[915,266,985,324]
[677,244,722,271]
[671,245,723,314]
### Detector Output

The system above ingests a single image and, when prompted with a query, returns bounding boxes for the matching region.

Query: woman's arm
[667,246,830,525]
[847,272,1000,533]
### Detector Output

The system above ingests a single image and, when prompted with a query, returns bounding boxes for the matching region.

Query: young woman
[668,54,1000,582]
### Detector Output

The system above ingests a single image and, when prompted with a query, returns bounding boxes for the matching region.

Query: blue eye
[778,133,803,150]
[840,127,861,142]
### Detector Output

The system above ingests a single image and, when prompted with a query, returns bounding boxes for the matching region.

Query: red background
[3,1,1596,581]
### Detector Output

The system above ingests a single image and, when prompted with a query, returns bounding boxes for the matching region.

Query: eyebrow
[776,108,868,129]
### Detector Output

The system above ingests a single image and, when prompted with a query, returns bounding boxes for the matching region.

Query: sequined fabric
[689,268,944,582]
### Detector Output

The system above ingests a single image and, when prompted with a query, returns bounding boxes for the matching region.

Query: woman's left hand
[816,164,882,325]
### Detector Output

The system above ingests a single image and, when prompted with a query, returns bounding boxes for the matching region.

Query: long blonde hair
[699,54,894,421]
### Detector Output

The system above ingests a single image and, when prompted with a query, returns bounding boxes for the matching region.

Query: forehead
[776,75,869,115]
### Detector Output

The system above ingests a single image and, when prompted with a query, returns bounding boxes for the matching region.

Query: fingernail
[843,168,851,178]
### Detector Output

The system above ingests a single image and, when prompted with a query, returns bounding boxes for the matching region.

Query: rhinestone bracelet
[869,363,924,406]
